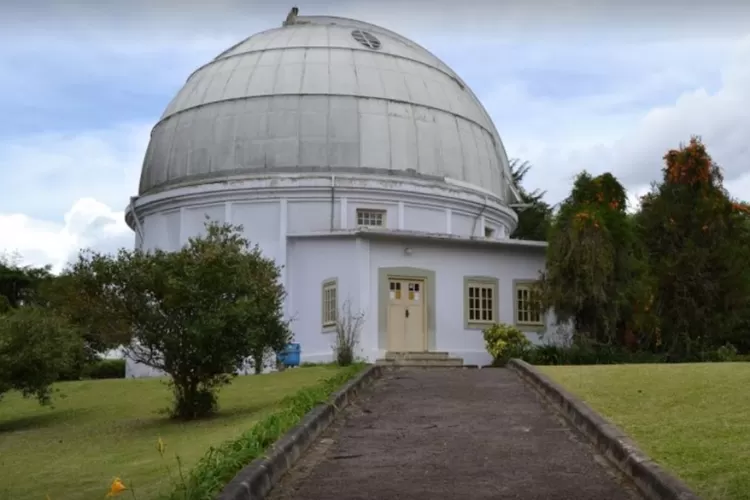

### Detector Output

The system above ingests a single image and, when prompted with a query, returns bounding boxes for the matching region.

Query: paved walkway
[269,368,640,500]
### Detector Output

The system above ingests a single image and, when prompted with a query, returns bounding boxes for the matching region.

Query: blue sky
[1,1,749,270]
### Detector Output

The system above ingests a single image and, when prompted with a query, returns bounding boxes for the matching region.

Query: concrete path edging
[216,365,384,500]
[508,359,702,500]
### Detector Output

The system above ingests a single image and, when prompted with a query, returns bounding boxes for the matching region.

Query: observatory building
[125,11,552,376]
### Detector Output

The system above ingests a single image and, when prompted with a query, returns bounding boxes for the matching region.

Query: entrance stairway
[376,351,464,368]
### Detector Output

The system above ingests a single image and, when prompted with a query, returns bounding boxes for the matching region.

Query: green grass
[539,363,750,500]
[0,365,348,500]
[169,363,365,500]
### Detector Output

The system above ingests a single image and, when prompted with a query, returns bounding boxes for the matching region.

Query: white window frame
[322,279,338,329]
[464,277,498,328]
[356,208,386,228]
[514,281,544,327]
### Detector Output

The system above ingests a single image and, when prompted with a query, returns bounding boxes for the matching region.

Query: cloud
[4,0,750,40]
[0,198,132,271]
[0,123,148,270]
[491,35,750,205]
[0,124,149,219]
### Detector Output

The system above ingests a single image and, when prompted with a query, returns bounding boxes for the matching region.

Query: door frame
[386,276,427,351]
[377,267,436,351]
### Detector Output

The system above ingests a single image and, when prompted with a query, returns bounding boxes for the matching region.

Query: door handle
[405,309,410,318]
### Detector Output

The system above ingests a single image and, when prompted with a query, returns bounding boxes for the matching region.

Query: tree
[64,222,292,419]
[0,254,52,309]
[0,306,82,405]
[38,272,130,355]
[636,137,750,356]
[541,172,655,348]
[508,159,553,241]
[0,255,98,383]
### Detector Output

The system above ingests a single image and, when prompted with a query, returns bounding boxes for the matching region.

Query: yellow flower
[106,477,127,497]
[157,436,166,457]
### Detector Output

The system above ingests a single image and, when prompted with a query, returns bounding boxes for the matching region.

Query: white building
[124,12,554,377]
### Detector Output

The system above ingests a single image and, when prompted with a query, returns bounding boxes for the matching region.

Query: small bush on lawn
[0,306,82,405]
[57,345,100,381]
[160,363,365,500]
[482,323,533,366]
[332,299,364,367]
[715,342,739,362]
[84,358,126,379]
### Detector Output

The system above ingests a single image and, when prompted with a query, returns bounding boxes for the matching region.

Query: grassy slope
[539,363,750,500]
[0,365,345,500]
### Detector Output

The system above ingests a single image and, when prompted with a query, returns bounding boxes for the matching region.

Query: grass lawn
[0,365,346,500]
[539,363,750,500]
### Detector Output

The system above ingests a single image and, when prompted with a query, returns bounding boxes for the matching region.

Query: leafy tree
[636,137,750,355]
[508,159,553,241]
[0,306,82,405]
[38,272,130,355]
[0,254,52,309]
[541,172,655,347]
[64,222,292,419]
[0,255,95,382]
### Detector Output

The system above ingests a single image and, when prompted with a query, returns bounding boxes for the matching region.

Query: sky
[1,0,749,271]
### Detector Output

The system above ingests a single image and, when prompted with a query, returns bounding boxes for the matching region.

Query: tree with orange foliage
[636,136,750,356]
[541,172,655,347]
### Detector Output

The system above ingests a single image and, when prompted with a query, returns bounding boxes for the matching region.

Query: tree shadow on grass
[0,408,87,433]
[128,401,278,431]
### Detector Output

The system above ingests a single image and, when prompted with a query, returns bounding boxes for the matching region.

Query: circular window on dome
[351,29,381,50]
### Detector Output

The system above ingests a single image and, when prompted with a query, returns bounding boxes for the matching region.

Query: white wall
[127,176,532,376]
[285,237,368,363]
[368,239,555,366]
[135,175,518,252]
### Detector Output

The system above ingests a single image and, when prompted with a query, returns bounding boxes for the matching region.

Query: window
[322,279,338,328]
[464,277,498,328]
[515,282,544,326]
[356,209,386,227]
[351,29,381,50]
[484,226,495,238]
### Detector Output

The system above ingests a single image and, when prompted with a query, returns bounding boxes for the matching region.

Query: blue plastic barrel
[276,343,301,367]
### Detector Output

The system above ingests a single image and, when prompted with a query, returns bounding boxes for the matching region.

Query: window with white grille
[466,280,496,324]
[322,279,337,327]
[356,209,386,227]
[515,283,543,326]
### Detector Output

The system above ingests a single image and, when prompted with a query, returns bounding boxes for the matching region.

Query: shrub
[715,343,739,362]
[84,358,126,379]
[57,345,100,381]
[332,299,364,367]
[482,323,532,366]
[0,306,82,404]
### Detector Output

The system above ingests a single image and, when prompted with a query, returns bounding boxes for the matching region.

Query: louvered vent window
[352,30,381,50]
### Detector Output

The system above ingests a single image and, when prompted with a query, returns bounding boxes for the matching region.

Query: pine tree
[508,159,553,241]
[636,137,750,355]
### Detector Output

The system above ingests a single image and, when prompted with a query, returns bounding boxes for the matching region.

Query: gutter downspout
[329,175,336,232]
[471,196,489,238]
[129,196,145,248]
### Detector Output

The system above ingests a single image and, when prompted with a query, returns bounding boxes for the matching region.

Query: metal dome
[138,14,519,202]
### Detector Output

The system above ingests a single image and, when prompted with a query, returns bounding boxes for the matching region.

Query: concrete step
[376,358,464,367]
[384,351,450,361]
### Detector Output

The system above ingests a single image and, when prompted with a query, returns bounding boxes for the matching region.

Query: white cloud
[0,124,148,271]
[0,124,149,216]
[0,198,132,271]
[496,35,750,204]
